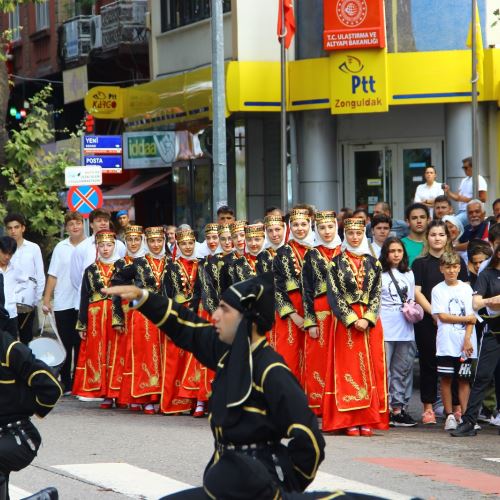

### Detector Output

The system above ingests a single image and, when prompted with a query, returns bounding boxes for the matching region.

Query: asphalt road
[9,394,500,500]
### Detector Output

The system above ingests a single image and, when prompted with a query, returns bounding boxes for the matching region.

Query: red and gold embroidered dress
[322,250,389,431]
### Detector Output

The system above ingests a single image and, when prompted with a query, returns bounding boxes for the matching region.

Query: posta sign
[324,0,385,51]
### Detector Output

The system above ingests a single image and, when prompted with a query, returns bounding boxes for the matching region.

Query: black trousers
[0,420,41,500]
[17,311,35,345]
[463,331,500,424]
[54,309,80,392]
[414,315,438,404]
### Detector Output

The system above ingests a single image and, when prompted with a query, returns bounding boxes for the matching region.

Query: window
[36,1,50,31]
[160,0,231,33]
[9,5,21,41]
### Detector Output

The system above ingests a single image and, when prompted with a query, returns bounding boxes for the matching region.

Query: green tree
[0,85,78,256]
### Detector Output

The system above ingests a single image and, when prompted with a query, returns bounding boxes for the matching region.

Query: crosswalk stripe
[11,464,415,499]
[307,471,411,500]
[53,463,192,499]
[483,458,500,463]
[10,485,32,500]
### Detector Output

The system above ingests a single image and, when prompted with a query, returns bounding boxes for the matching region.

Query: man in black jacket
[0,287,63,500]
[104,272,325,494]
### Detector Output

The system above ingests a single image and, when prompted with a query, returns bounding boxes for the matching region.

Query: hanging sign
[324,0,386,51]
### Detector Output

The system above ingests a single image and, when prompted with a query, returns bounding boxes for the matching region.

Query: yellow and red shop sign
[324,0,385,51]
[84,86,124,118]
[330,49,388,114]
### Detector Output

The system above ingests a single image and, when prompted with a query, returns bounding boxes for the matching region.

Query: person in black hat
[103,272,325,494]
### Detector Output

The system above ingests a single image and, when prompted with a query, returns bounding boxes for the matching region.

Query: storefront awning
[103,172,170,200]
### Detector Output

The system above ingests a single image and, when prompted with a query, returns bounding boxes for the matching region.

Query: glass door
[345,145,393,214]
[393,142,443,219]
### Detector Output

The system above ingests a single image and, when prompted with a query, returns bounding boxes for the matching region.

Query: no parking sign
[67,185,103,219]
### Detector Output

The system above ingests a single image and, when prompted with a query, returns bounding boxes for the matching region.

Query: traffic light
[9,105,27,120]
[84,114,95,133]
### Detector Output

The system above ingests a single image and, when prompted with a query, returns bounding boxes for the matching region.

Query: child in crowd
[431,252,477,431]
[379,237,417,427]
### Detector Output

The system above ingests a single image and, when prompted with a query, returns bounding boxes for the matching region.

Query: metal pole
[211,0,228,220]
[280,2,288,213]
[471,0,479,198]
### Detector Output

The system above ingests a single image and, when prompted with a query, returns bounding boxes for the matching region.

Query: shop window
[160,0,231,33]
[36,1,50,31]
[9,5,21,41]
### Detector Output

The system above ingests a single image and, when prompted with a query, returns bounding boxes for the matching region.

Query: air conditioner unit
[90,15,102,49]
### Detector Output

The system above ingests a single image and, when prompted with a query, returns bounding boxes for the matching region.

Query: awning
[103,172,170,200]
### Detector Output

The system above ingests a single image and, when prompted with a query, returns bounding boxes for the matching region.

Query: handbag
[388,269,424,324]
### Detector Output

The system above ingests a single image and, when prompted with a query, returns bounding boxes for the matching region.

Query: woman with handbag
[379,237,420,427]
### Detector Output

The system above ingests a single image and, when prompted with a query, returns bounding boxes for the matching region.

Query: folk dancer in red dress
[73,231,124,408]
[111,225,146,410]
[112,226,169,414]
[322,218,389,436]
[263,214,287,347]
[162,227,201,415]
[219,220,247,293]
[301,211,342,415]
[180,223,220,417]
[273,206,315,384]
[228,223,271,283]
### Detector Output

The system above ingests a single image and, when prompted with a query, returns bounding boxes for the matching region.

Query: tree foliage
[0,85,78,255]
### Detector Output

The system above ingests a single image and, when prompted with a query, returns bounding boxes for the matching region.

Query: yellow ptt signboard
[84,86,124,119]
[330,49,388,114]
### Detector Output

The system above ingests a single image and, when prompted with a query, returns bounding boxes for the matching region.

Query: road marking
[307,471,411,499]
[10,485,32,500]
[53,463,192,499]
[483,458,500,463]
[359,458,500,495]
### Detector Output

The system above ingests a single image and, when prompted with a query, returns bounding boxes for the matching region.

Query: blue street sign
[83,135,123,155]
[67,185,103,218]
[84,155,123,173]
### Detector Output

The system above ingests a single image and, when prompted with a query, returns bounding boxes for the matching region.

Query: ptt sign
[352,75,376,94]
[330,50,388,114]
[84,86,124,119]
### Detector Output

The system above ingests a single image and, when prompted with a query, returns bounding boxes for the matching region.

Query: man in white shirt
[70,209,126,309]
[43,212,86,394]
[444,156,488,226]
[0,236,26,337]
[4,213,45,345]
[369,214,392,258]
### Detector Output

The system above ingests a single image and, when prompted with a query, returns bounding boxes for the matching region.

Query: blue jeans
[385,340,417,409]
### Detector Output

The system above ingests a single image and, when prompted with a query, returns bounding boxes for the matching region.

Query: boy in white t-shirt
[431,252,477,432]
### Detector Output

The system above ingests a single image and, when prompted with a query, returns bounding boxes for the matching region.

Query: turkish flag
[277,0,296,49]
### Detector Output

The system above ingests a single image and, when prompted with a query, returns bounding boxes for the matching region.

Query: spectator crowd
[0,156,498,438]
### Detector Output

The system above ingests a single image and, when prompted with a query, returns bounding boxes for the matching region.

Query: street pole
[280,4,288,213]
[471,0,479,199]
[211,0,228,220]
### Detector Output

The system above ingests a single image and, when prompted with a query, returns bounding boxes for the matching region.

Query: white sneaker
[489,414,500,427]
[444,414,458,431]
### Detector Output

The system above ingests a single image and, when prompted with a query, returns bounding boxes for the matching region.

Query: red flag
[277,0,296,49]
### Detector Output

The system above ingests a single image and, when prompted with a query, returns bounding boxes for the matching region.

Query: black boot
[21,487,58,500]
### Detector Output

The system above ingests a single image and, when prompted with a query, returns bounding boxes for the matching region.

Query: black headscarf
[212,272,275,425]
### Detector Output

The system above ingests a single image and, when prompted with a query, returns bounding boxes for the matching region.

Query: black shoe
[389,412,395,427]
[450,420,477,437]
[392,410,417,427]
[21,487,58,500]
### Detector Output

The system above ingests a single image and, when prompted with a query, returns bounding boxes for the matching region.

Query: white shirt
[370,241,382,259]
[0,261,27,318]
[431,280,477,358]
[10,239,45,307]
[380,269,415,342]
[70,236,126,309]
[48,238,81,311]
[458,175,487,212]
[414,181,444,217]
